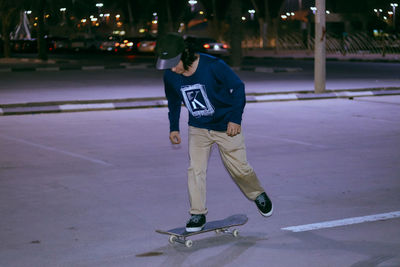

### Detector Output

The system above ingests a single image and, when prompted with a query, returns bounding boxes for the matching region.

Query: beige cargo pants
[188,126,265,215]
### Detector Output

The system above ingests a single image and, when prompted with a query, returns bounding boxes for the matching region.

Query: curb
[244,55,400,63]
[240,66,303,73]
[0,63,154,72]
[1,88,399,116]
[0,63,302,73]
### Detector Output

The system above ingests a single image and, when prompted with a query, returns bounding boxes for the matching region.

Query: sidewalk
[1,87,399,116]
[1,50,400,116]
[1,49,400,72]
[243,49,400,62]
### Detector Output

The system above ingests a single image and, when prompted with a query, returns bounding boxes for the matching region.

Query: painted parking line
[0,134,113,167]
[246,133,328,148]
[281,211,400,232]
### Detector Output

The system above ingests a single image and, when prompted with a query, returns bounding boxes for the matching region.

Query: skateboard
[155,214,248,247]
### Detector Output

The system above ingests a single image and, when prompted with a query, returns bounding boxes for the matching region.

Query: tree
[229,0,242,67]
[199,0,231,41]
[249,0,285,49]
[36,0,48,60]
[0,0,22,58]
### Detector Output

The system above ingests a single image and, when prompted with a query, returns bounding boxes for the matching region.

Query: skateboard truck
[168,235,193,248]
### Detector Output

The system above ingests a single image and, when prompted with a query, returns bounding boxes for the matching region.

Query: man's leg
[187,126,213,215]
[214,131,264,200]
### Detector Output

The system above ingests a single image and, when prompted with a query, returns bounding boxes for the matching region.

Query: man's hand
[169,131,181,144]
[226,122,241,137]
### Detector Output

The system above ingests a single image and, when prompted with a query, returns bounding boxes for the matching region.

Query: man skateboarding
[156,33,273,232]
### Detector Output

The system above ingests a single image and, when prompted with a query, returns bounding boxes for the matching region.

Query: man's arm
[211,59,246,136]
[164,74,182,143]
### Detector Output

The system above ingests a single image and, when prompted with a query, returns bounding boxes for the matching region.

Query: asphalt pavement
[1,51,400,266]
[0,96,399,266]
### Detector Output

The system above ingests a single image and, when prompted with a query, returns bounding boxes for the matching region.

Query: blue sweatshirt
[164,53,246,132]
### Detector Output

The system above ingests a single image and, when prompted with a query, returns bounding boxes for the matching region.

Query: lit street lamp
[374,8,383,16]
[248,9,255,20]
[188,0,197,12]
[96,3,103,17]
[391,3,398,29]
[60,8,67,25]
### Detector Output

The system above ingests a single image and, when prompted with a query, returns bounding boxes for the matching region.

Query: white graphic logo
[181,84,214,118]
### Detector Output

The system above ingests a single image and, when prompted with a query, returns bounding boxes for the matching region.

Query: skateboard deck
[155,214,248,247]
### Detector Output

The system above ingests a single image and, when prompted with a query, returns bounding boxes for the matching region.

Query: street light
[96,3,103,20]
[391,3,398,29]
[248,9,255,20]
[60,8,67,25]
[373,8,383,17]
[188,0,197,12]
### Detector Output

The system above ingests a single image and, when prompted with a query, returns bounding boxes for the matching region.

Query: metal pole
[314,0,326,93]
[391,4,398,30]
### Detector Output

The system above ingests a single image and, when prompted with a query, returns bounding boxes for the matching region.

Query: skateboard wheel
[232,229,239,237]
[185,240,193,248]
[169,235,177,244]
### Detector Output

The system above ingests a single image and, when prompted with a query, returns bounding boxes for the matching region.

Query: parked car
[115,37,144,53]
[185,36,229,56]
[137,36,157,53]
[11,39,37,53]
[47,36,70,52]
[70,38,101,52]
[100,36,121,52]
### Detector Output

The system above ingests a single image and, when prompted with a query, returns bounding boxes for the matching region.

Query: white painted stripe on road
[254,67,274,73]
[0,68,12,72]
[282,211,400,232]
[0,134,113,166]
[125,64,149,69]
[286,68,303,72]
[335,91,374,97]
[246,133,328,148]
[36,67,60,72]
[156,100,168,105]
[59,103,115,111]
[255,94,298,101]
[82,66,105,70]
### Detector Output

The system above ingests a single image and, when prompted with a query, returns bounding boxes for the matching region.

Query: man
[156,33,273,232]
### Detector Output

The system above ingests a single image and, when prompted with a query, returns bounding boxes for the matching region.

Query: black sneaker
[255,192,273,217]
[186,214,206,232]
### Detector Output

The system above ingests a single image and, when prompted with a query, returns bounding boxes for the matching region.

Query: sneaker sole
[259,205,273,217]
[185,225,205,232]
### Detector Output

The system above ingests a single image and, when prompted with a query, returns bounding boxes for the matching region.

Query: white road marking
[59,103,114,111]
[254,94,298,101]
[36,67,60,72]
[246,133,328,148]
[81,66,105,71]
[335,91,374,97]
[281,211,400,232]
[0,134,113,166]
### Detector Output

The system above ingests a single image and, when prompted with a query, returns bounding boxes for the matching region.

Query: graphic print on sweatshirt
[181,83,215,118]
